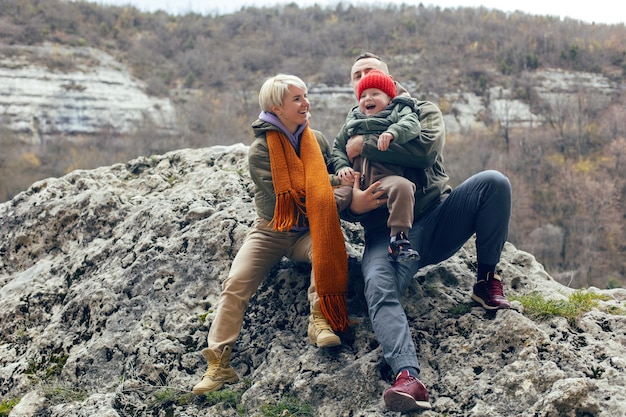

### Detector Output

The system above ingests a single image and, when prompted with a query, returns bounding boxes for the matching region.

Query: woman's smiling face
[272,85,309,133]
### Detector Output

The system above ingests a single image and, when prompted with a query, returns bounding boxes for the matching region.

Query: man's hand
[349,173,387,215]
[346,135,364,162]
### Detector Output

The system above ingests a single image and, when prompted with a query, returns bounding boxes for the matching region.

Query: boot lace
[393,370,417,388]
[204,356,221,377]
[312,314,332,331]
[487,275,505,297]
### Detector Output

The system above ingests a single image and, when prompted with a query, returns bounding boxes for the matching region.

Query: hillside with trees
[0,0,625,289]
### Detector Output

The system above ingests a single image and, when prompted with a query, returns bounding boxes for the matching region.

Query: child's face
[359,88,392,116]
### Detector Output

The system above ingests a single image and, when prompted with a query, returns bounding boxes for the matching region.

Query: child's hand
[378,132,394,151]
[338,167,355,186]
[346,135,364,162]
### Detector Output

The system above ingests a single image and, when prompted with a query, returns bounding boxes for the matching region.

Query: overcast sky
[90,0,625,25]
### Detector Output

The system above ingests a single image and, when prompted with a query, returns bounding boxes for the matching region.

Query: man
[342,52,512,413]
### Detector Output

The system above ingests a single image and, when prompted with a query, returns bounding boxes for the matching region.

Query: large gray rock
[1,144,625,416]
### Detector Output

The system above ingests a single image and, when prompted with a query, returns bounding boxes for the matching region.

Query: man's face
[350,57,389,94]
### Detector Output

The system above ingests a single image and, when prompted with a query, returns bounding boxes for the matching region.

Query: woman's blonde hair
[258,74,307,112]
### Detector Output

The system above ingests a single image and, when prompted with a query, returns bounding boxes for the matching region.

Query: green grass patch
[41,384,87,404]
[45,354,68,378]
[606,278,623,289]
[450,301,474,316]
[203,388,241,408]
[152,388,194,407]
[510,289,617,323]
[607,304,626,315]
[24,353,69,380]
[201,378,251,415]
[260,394,312,417]
[422,284,440,298]
[0,398,19,417]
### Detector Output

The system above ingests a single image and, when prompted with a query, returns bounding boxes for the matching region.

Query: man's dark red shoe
[471,272,511,310]
[383,370,432,412]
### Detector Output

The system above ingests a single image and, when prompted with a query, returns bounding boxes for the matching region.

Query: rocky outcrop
[1,145,625,416]
[0,44,177,144]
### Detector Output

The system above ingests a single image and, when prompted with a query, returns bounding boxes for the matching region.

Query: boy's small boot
[191,345,238,395]
[388,231,420,263]
[308,312,341,348]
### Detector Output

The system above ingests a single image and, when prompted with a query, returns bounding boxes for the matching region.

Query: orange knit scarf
[266,127,349,332]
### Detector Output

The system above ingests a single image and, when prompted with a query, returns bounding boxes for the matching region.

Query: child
[332,70,421,262]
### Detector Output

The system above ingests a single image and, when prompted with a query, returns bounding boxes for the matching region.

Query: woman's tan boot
[191,345,238,395]
[308,312,341,348]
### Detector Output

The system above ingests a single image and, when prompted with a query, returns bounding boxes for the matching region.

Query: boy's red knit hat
[357,70,396,99]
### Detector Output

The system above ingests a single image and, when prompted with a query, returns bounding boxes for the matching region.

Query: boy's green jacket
[335,85,451,232]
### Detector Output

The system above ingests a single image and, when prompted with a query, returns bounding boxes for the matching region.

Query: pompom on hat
[357,70,396,99]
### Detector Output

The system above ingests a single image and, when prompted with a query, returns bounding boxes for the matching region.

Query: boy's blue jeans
[360,170,512,375]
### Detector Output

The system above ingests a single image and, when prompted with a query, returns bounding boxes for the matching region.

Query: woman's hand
[349,173,387,215]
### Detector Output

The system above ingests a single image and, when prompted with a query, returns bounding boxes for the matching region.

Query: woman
[192,74,350,395]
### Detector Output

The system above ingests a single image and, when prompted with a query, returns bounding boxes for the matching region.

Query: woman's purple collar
[259,111,307,149]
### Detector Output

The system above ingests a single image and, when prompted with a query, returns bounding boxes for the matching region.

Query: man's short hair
[355,52,383,63]
[352,52,389,77]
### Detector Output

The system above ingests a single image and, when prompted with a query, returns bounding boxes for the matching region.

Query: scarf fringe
[319,294,350,332]
[269,190,306,232]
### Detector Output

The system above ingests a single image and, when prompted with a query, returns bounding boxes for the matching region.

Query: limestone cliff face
[0,145,625,416]
[0,44,177,144]
[1,44,617,147]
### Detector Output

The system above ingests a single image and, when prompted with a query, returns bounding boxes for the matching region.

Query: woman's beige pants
[207,217,320,355]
